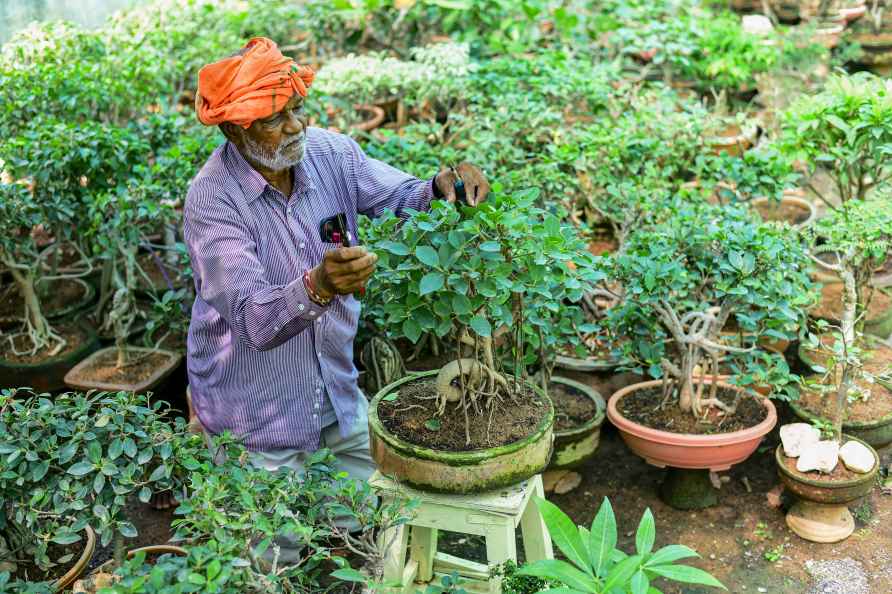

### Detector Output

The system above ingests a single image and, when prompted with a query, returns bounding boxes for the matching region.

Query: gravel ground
[806,558,870,594]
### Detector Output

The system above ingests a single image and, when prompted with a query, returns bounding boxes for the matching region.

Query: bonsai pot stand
[370,471,553,594]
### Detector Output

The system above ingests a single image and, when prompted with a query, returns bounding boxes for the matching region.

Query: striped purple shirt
[183,128,433,452]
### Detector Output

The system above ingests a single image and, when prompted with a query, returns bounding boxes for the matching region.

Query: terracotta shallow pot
[750,194,816,230]
[607,379,778,471]
[64,346,182,393]
[368,371,554,494]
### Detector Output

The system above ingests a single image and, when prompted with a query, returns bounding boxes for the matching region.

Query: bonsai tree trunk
[834,267,858,440]
[3,259,63,357]
[112,246,138,370]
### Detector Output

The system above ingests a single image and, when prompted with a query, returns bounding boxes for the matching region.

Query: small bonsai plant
[606,200,815,415]
[517,497,725,592]
[363,188,603,442]
[801,197,892,438]
[0,389,205,582]
[781,72,892,207]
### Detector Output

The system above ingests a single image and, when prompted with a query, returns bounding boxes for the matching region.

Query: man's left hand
[435,162,490,206]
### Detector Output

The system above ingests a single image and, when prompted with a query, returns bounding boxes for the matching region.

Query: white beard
[242,133,306,171]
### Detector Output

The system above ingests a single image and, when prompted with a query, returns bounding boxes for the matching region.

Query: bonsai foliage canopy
[781,72,892,206]
[606,201,815,415]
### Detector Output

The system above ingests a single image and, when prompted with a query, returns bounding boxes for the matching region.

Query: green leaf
[631,569,650,594]
[137,448,153,465]
[479,240,501,252]
[469,315,492,337]
[603,554,643,592]
[646,564,726,589]
[330,568,367,583]
[452,294,472,315]
[424,418,441,431]
[93,472,106,494]
[402,318,423,343]
[58,443,77,464]
[420,272,445,295]
[515,560,597,591]
[382,392,399,402]
[124,438,138,459]
[67,461,94,476]
[379,240,410,256]
[31,461,49,482]
[589,497,618,577]
[108,438,123,461]
[138,486,152,503]
[415,245,440,267]
[95,415,110,428]
[533,496,592,576]
[645,544,699,566]
[51,533,81,545]
[636,508,656,557]
[148,465,168,482]
[119,521,138,538]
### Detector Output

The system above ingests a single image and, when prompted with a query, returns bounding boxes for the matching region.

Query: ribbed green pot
[548,376,605,470]
[369,370,554,494]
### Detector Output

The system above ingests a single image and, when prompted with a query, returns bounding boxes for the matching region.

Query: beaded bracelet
[303,269,332,306]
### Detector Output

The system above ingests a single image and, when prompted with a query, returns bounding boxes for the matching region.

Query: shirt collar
[224,141,312,203]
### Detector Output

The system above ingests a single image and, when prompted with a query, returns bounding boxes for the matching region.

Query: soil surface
[780,446,865,483]
[70,350,174,386]
[12,541,82,584]
[0,278,88,322]
[753,200,811,225]
[798,337,892,424]
[550,381,598,431]
[377,377,547,451]
[810,284,892,322]
[619,385,768,434]
[0,322,87,364]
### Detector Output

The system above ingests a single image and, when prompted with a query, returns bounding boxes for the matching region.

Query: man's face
[234,95,308,171]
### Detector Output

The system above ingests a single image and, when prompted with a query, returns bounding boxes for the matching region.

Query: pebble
[797,440,839,474]
[780,423,821,458]
[806,558,869,594]
[839,441,875,474]
[553,471,582,495]
[542,469,568,493]
[742,14,774,36]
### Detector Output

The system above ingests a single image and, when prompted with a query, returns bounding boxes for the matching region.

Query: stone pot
[776,436,878,543]
[607,378,778,471]
[46,525,97,592]
[548,376,606,470]
[368,371,554,494]
[0,323,101,393]
[750,193,816,230]
[64,346,182,393]
[705,121,759,157]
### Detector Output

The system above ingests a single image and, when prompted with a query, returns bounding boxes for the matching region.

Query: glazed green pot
[368,370,554,494]
[548,376,606,470]
[0,323,101,392]
[775,436,878,505]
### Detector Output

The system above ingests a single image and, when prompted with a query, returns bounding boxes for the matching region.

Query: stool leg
[520,475,553,562]
[382,522,410,585]
[409,526,438,583]
[485,523,517,593]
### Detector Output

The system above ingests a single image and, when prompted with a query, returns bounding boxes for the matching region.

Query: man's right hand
[311,246,378,299]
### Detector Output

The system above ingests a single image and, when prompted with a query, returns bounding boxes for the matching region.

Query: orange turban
[196,37,315,128]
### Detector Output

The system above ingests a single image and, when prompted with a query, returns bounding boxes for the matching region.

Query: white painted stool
[370,471,553,594]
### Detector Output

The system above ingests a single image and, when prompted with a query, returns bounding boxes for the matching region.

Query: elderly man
[182,38,489,494]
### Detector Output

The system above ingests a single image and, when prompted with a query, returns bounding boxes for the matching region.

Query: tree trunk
[9,266,49,343]
[835,269,858,440]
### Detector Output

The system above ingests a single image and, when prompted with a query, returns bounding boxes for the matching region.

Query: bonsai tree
[781,72,892,207]
[804,198,892,439]
[695,144,800,206]
[605,201,815,416]
[516,497,725,592]
[363,188,603,440]
[0,389,205,578]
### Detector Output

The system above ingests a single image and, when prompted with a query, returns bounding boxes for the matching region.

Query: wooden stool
[370,472,553,594]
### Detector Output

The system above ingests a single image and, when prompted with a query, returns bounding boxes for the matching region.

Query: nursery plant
[516,497,725,592]
[606,200,815,415]
[0,388,205,583]
[781,72,892,207]
[364,188,603,436]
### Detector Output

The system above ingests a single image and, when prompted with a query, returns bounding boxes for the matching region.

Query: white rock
[839,441,875,474]
[797,440,839,474]
[742,14,774,36]
[780,423,821,458]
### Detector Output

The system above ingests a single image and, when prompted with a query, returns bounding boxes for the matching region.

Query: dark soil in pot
[0,278,92,323]
[11,540,84,584]
[550,381,598,431]
[618,386,768,434]
[796,381,892,426]
[0,322,88,364]
[376,377,547,451]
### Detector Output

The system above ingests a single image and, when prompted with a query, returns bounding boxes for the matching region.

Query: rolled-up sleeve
[346,136,434,219]
[183,185,329,351]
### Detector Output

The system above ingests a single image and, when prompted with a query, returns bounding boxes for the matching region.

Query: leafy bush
[781,73,892,205]
[517,497,725,592]
[606,201,816,413]
[0,389,205,573]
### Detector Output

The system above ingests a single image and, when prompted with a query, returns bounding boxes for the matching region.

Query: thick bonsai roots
[434,357,513,445]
